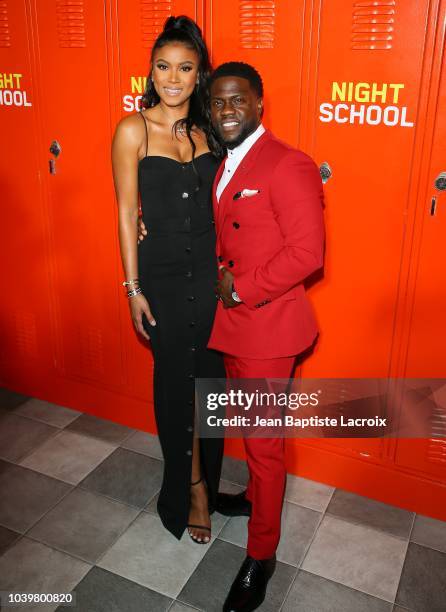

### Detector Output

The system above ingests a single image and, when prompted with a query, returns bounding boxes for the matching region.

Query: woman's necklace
[159,106,187,134]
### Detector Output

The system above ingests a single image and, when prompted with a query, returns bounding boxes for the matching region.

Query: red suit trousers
[223,354,296,560]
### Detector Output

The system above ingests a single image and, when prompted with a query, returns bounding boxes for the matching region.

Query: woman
[112,16,224,544]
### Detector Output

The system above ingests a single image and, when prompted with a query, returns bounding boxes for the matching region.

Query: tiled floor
[0,388,445,612]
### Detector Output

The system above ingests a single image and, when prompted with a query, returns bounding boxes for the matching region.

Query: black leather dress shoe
[223,555,276,612]
[216,491,252,517]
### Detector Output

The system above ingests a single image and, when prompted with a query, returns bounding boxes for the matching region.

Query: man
[208,62,324,612]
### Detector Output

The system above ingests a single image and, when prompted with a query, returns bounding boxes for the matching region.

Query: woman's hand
[137,217,148,244]
[129,293,156,340]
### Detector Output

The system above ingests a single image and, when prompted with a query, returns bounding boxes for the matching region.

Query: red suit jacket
[207,129,325,359]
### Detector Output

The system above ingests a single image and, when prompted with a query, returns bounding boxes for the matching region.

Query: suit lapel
[216,130,272,240]
[212,157,226,229]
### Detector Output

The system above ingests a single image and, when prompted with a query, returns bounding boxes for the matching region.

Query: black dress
[137,113,225,539]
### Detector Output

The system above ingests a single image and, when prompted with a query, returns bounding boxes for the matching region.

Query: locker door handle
[320,162,332,184]
[49,140,61,175]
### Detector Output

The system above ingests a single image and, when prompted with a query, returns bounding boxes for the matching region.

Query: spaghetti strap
[139,111,149,157]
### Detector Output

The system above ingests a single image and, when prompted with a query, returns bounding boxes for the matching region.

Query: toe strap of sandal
[187,524,211,532]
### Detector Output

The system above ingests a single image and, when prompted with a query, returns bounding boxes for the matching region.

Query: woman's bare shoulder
[113,114,150,163]
[114,111,146,141]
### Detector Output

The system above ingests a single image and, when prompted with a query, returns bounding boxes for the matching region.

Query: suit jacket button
[228,260,234,267]
[218,255,224,262]
[233,222,240,229]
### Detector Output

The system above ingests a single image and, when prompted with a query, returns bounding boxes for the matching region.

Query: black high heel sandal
[187,477,211,544]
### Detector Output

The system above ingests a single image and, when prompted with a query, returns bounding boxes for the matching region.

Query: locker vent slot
[15,311,38,358]
[141,0,172,48]
[352,0,396,50]
[427,405,446,465]
[81,327,105,375]
[427,439,446,465]
[56,0,86,48]
[0,1,11,48]
[240,1,275,49]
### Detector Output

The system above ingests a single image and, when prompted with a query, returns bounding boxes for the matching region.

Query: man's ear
[258,98,264,118]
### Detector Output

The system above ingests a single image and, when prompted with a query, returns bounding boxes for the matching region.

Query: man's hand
[216,267,241,309]
[137,216,147,244]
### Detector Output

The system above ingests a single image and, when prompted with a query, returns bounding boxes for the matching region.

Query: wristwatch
[231,284,242,303]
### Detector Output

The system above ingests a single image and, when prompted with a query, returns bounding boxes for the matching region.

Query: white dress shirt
[216,123,265,202]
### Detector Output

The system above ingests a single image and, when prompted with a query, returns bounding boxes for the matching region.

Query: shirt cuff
[231,284,242,303]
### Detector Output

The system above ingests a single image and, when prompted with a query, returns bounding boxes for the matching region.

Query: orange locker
[0,1,54,377]
[394,30,446,479]
[294,0,438,466]
[0,0,445,518]
[29,0,124,389]
[400,29,446,380]
[205,0,305,146]
[299,0,431,378]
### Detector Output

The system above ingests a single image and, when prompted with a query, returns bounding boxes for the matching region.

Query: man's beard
[219,119,259,149]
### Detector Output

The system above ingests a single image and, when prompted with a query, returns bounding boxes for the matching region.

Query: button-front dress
[137,113,225,539]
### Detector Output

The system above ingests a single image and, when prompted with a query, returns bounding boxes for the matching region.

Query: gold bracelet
[122,279,140,287]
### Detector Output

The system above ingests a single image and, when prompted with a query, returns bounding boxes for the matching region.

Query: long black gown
[137,113,225,539]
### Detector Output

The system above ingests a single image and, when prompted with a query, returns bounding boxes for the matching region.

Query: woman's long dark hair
[141,16,223,160]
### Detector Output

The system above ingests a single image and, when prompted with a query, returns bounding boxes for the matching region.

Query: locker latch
[434,172,446,191]
[49,140,61,157]
[319,162,332,184]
